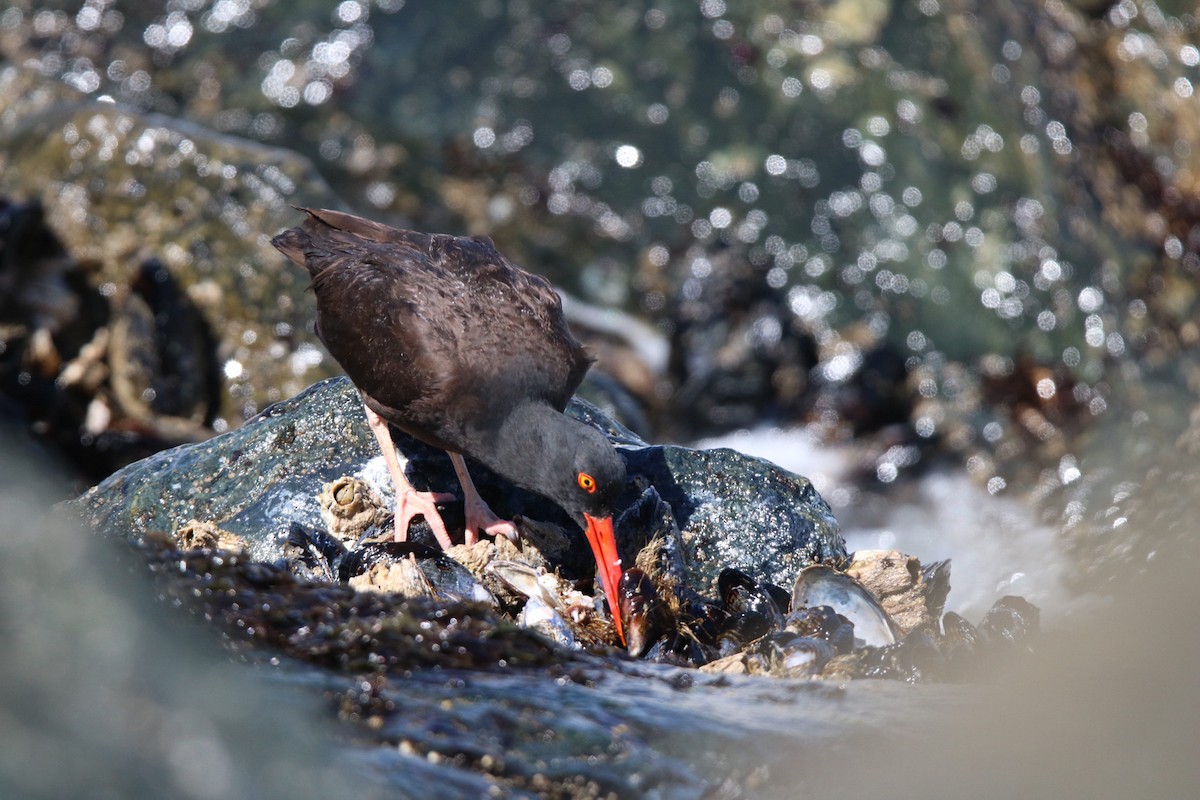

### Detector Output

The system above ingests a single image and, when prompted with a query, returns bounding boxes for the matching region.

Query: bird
[272,208,627,641]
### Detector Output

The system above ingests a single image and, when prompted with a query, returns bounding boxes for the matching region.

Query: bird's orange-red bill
[583,513,625,645]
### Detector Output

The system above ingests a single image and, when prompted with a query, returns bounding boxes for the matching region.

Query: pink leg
[448,452,520,546]
[364,405,456,549]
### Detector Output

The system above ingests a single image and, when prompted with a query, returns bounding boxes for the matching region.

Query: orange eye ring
[577,472,597,493]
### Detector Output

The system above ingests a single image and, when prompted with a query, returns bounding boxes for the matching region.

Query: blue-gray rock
[75,376,844,589]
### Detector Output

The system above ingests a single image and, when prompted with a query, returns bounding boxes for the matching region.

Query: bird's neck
[486,401,573,494]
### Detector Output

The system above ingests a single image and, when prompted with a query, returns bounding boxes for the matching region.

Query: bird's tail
[273,207,384,277]
[270,225,316,275]
[270,227,306,263]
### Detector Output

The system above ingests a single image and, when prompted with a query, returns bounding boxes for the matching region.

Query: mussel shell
[977,595,1040,651]
[756,632,836,678]
[284,521,347,583]
[683,602,728,647]
[922,558,952,621]
[716,610,778,656]
[940,611,982,679]
[486,559,566,613]
[339,540,441,581]
[791,564,899,647]
[618,568,675,658]
[761,581,792,615]
[643,630,714,668]
[785,605,856,655]
[718,567,785,629]
[517,595,576,649]
[940,611,979,646]
[854,629,945,683]
[717,567,755,607]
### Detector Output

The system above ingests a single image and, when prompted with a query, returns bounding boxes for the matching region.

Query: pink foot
[450,452,520,546]
[364,402,458,549]
[462,495,520,546]
[392,487,458,549]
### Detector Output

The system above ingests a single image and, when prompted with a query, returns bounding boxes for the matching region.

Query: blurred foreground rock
[0,428,395,800]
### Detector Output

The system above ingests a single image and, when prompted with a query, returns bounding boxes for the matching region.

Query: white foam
[358,454,398,503]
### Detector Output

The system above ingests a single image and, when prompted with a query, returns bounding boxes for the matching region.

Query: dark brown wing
[422,230,594,411]
[271,208,593,451]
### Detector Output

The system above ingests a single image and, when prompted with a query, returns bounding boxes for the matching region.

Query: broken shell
[486,560,567,614]
[345,542,496,606]
[486,559,611,647]
[791,564,899,648]
[517,595,576,649]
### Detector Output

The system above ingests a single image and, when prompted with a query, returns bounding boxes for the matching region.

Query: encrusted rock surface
[75,376,846,589]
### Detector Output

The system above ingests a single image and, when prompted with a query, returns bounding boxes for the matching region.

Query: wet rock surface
[7,428,944,800]
[666,244,820,435]
[76,375,845,586]
[0,198,220,479]
[74,375,1035,686]
[66,375,1036,796]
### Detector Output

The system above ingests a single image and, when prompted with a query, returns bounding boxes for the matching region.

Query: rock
[666,245,819,437]
[620,444,845,593]
[0,67,343,430]
[698,652,749,675]
[73,376,845,592]
[815,344,916,438]
[845,550,951,635]
[173,518,246,553]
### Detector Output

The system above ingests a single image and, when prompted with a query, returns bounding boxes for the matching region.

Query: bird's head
[558,423,626,521]
[549,421,627,643]
[494,407,628,643]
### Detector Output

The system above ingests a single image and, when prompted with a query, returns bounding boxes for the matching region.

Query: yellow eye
[577,472,597,493]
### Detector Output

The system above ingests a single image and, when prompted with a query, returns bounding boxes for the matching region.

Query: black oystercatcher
[272,208,626,640]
